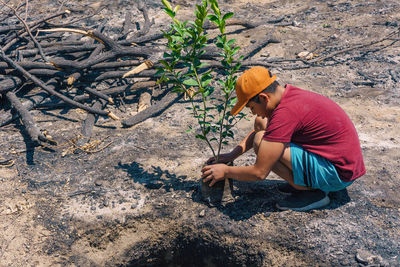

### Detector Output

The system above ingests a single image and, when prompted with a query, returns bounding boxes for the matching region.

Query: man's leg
[253,131,309,190]
[253,131,330,211]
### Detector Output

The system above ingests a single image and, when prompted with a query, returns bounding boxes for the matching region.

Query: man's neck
[271,84,286,108]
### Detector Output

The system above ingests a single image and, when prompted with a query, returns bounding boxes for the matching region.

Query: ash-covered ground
[1,0,399,266]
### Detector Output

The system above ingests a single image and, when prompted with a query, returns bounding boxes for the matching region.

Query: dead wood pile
[0,1,284,149]
[1,1,398,151]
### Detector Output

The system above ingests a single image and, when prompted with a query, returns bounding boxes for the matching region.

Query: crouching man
[201,66,365,211]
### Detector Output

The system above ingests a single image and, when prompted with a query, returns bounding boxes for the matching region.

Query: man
[201,66,365,211]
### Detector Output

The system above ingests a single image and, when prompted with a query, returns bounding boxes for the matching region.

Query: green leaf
[183,78,198,86]
[195,18,203,27]
[155,69,165,76]
[201,79,213,88]
[207,14,219,24]
[222,12,234,21]
[197,62,209,68]
[198,121,211,126]
[173,35,185,43]
[164,9,175,18]
[233,63,242,72]
[162,0,173,10]
[227,39,236,46]
[195,134,206,140]
[210,1,220,17]
[232,46,240,54]
[204,126,211,135]
[216,42,224,49]
[203,86,215,97]
[200,71,212,80]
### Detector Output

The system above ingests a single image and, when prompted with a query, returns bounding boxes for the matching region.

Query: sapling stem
[159,0,244,163]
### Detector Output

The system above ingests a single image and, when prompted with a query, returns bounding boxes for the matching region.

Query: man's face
[246,99,268,119]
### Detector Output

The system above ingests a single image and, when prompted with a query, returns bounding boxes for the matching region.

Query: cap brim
[230,100,247,116]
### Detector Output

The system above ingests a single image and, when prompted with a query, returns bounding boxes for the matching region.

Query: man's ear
[258,92,270,103]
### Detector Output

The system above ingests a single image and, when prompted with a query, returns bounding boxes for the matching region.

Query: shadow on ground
[116,161,196,192]
[116,161,352,220]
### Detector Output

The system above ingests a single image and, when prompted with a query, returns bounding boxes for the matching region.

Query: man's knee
[254,116,268,132]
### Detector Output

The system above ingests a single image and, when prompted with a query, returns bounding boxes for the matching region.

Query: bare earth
[0,0,399,266]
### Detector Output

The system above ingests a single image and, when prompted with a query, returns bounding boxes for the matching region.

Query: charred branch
[0,76,23,94]
[80,86,114,104]
[1,91,50,127]
[77,99,108,146]
[0,49,117,119]
[122,92,183,128]
[240,31,280,60]
[5,91,54,145]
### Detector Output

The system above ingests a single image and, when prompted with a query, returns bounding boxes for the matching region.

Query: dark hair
[250,80,279,103]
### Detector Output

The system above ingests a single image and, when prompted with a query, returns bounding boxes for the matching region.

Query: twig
[0,0,49,62]
[389,69,400,83]
[309,28,400,63]
[38,28,105,45]
[122,60,154,78]
[87,140,113,153]
[38,81,156,108]
[0,159,14,168]
[68,189,96,197]
[357,71,384,84]
[80,86,114,104]
[136,2,155,37]
[24,0,28,21]
[65,135,112,154]
[45,6,106,27]
[121,12,133,38]
[1,10,69,53]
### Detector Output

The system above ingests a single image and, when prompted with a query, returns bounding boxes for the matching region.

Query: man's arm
[230,129,257,157]
[202,140,285,186]
[207,130,256,163]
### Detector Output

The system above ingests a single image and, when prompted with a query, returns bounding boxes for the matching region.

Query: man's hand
[201,163,228,187]
[206,152,236,165]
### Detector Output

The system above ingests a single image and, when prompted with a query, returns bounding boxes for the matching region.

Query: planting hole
[128,234,261,266]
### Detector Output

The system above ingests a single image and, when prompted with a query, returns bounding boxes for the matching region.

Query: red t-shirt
[263,85,366,182]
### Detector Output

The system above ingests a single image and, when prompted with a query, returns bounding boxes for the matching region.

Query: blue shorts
[290,143,353,192]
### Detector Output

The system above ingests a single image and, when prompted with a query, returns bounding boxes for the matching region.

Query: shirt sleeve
[263,107,301,143]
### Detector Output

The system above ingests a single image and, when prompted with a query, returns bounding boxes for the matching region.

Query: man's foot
[276,190,330,211]
[277,183,301,195]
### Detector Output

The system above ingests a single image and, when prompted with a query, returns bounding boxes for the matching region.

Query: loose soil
[0,0,399,266]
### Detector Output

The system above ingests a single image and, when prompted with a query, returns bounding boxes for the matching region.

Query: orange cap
[230,66,276,115]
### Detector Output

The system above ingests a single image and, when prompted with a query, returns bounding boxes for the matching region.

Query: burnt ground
[1,0,400,266]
